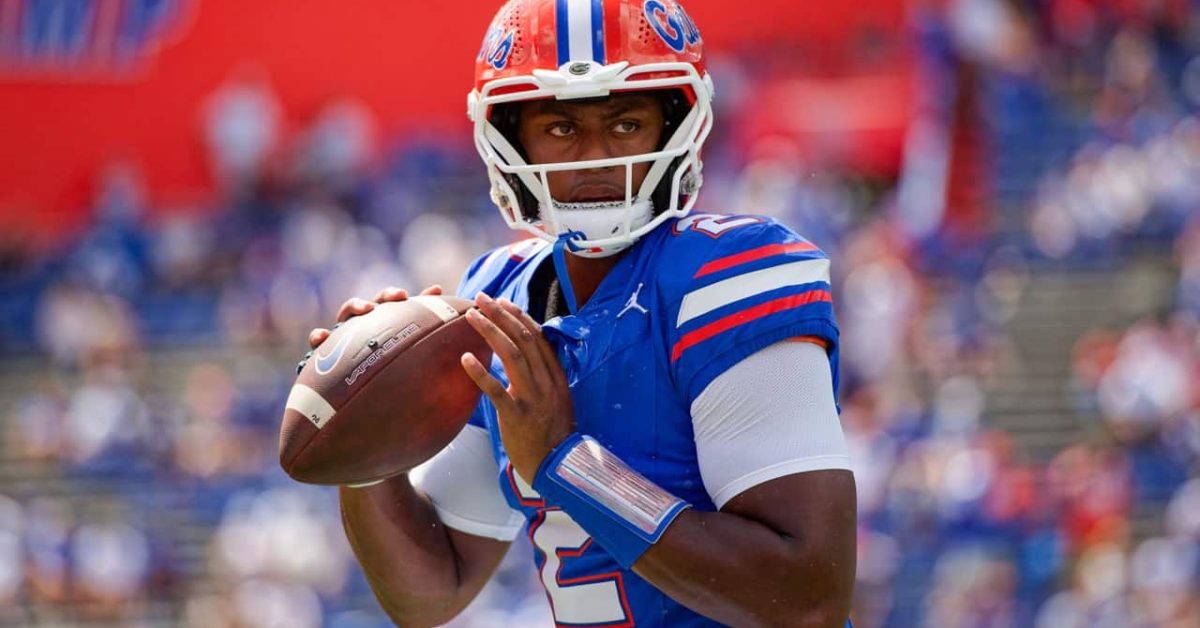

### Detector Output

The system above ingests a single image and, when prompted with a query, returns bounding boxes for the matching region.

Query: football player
[309,0,856,625]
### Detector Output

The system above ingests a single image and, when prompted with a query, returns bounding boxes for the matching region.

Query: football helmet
[469,0,715,258]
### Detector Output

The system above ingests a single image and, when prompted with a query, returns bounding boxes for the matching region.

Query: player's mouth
[566,183,624,204]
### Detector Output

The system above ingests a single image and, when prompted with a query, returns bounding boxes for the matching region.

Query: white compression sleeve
[690,340,851,509]
[409,424,525,541]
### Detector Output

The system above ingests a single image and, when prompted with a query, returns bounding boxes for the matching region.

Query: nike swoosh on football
[314,331,355,375]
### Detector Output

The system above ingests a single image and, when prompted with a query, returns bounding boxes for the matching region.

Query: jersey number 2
[528,509,633,626]
[674,214,762,238]
[510,464,633,626]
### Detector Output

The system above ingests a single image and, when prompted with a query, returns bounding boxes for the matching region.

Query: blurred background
[1,0,1198,626]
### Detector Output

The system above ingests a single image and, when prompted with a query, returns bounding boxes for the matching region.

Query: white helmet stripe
[569,0,595,63]
[558,0,605,65]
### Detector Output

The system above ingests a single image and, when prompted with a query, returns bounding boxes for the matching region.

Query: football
[278,295,491,486]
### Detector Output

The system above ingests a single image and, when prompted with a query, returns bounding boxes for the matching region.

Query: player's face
[517,93,665,203]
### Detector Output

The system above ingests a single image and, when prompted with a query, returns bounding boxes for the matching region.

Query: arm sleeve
[690,340,851,509]
[409,424,525,541]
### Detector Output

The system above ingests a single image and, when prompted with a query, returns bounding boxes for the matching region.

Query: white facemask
[470,61,715,257]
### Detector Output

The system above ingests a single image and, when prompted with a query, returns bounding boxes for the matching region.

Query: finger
[419,285,443,296]
[308,328,330,348]
[465,307,535,391]
[372,287,409,303]
[478,294,539,352]
[474,294,544,379]
[336,298,375,323]
[461,352,513,410]
[495,297,558,385]
[506,300,566,388]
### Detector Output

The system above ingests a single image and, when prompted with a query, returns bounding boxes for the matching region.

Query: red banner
[0,0,905,243]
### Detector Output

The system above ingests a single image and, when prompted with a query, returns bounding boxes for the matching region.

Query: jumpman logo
[618,282,649,318]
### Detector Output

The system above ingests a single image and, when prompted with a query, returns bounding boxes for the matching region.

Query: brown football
[279,295,491,486]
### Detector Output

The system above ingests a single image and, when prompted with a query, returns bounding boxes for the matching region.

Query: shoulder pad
[656,213,826,299]
[654,213,838,403]
[456,238,548,299]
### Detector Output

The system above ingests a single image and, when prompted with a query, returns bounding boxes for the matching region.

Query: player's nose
[573,130,621,168]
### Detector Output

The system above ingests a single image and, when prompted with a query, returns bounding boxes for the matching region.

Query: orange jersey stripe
[671,290,833,362]
[693,242,819,278]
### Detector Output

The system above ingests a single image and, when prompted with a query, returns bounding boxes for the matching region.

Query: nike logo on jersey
[618,282,649,318]
[315,330,355,375]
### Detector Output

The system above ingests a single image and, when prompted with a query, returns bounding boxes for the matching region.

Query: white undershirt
[412,340,851,540]
[409,424,526,541]
[689,340,851,508]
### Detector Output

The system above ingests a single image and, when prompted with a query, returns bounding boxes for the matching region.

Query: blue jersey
[456,213,840,627]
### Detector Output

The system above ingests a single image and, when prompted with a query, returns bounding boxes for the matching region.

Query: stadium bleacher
[1,2,1198,627]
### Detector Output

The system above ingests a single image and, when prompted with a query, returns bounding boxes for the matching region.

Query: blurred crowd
[838,1,1200,627]
[0,1,1199,626]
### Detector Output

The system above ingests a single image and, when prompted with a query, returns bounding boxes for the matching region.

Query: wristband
[533,433,690,568]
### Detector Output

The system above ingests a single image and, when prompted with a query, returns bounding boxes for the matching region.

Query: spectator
[294,98,379,194]
[203,64,283,200]
[70,504,151,618]
[0,495,23,618]
[0,10,1196,624]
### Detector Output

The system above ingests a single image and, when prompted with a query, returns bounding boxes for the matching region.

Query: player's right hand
[307,285,443,348]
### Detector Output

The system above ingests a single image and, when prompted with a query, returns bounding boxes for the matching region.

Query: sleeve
[455,246,506,300]
[690,340,851,509]
[409,424,525,541]
[454,238,546,300]
[664,220,840,404]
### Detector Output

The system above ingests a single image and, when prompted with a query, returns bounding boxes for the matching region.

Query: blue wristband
[532,433,691,569]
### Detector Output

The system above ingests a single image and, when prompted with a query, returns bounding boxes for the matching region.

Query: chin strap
[552,231,585,316]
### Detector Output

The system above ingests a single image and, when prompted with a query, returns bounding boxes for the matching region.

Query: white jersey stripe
[566,0,594,62]
[676,258,831,328]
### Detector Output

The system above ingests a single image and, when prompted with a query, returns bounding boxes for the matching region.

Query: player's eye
[613,120,641,135]
[547,122,575,138]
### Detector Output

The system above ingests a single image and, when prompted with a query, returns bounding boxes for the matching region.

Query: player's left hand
[460,293,576,482]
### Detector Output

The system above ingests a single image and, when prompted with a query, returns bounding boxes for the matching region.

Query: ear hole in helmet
[651,88,692,216]
[488,102,540,221]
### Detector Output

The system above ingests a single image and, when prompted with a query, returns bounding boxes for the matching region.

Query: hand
[298,285,443,375]
[460,293,576,483]
[307,285,444,348]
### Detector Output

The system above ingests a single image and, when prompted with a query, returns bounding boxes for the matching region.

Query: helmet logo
[568,62,591,76]
[644,1,701,54]
[479,27,516,70]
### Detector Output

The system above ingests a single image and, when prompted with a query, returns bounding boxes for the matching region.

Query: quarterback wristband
[532,433,690,569]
